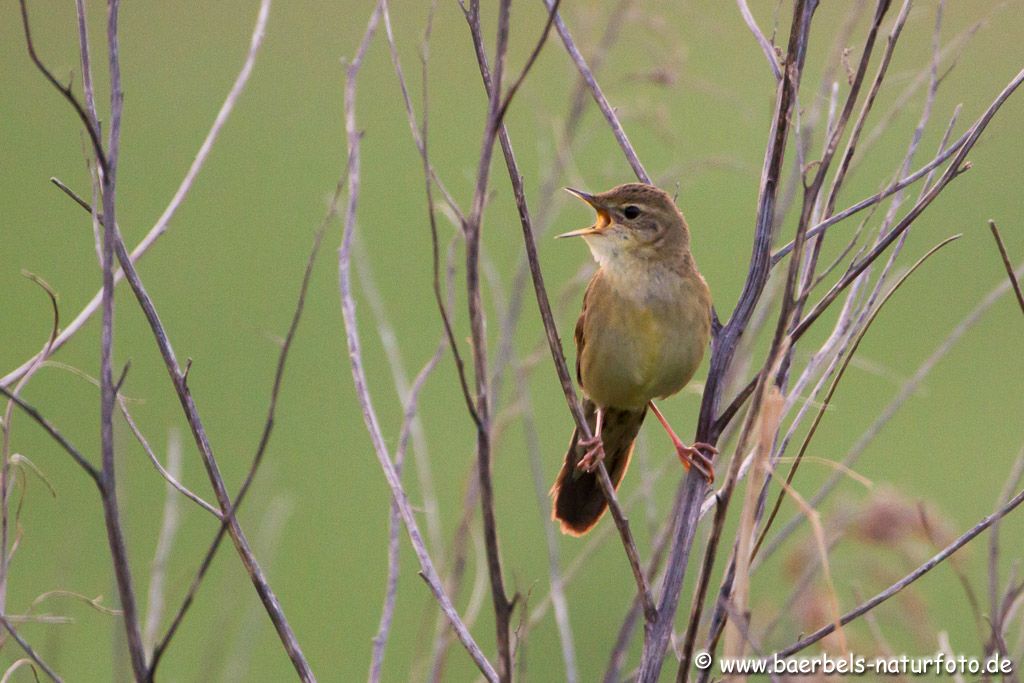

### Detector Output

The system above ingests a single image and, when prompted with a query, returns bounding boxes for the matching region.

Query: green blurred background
[2,1,1023,680]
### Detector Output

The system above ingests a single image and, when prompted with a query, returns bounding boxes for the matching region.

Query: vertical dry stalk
[9,2,147,664]
[723,388,782,661]
[639,3,819,679]
[338,5,498,681]
[461,3,515,676]
[94,2,148,678]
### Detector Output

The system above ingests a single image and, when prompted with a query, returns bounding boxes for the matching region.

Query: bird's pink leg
[576,408,605,473]
[648,401,717,483]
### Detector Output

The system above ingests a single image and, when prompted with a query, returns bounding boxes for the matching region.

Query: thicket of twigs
[4,0,1024,681]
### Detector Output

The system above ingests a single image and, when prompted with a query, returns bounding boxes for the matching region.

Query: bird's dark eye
[623,205,641,220]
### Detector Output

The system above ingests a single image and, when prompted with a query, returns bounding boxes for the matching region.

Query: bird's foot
[576,434,605,473]
[675,441,717,484]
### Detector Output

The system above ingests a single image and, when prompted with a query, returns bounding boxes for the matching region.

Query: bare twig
[604,520,673,683]
[218,496,295,683]
[390,3,481,433]
[16,0,106,173]
[493,0,562,126]
[770,125,969,267]
[737,0,782,80]
[14,8,146,670]
[988,449,1024,660]
[354,233,446,553]
[150,213,326,679]
[91,2,149,676]
[0,615,61,683]
[461,2,516,677]
[3,0,270,389]
[543,0,652,183]
[1,273,60,612]
[988,220,1024,315]
[379,0,461,222]
[774,483,1024,658]
[0,388,100,485]
[73,0,99,136]
[118,400,219,518]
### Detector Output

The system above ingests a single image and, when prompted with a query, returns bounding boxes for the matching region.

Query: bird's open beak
[557,188,609,239]
[564,187,598,206]
[555,226,600,239]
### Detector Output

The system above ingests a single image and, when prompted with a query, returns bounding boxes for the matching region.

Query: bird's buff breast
[580,271,709,411]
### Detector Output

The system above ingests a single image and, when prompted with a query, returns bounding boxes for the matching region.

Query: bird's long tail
[550,399,647,536]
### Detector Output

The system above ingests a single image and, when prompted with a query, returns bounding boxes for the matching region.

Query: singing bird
[551,183,716,536]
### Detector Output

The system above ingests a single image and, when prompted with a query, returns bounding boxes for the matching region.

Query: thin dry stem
[754,235,963,559]
[369,336,447,683]
[462,2,516,676]
[737,0,782,80]
[1,273,60,612]
[93,2,148,675]
[118,399,219,518]
[0,615,61,683]
[650,4,819,679]
[143,431,183,655]
[988,220,1024,315]
[723,388,783,661]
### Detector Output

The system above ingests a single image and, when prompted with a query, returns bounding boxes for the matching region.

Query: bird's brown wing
[574,271,601,389]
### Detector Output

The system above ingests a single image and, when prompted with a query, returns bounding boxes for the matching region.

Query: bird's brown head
[557,183,691,264]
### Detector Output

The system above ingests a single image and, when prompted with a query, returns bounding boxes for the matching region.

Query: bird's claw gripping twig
[676,441,717,484]
[576,434,605,472]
